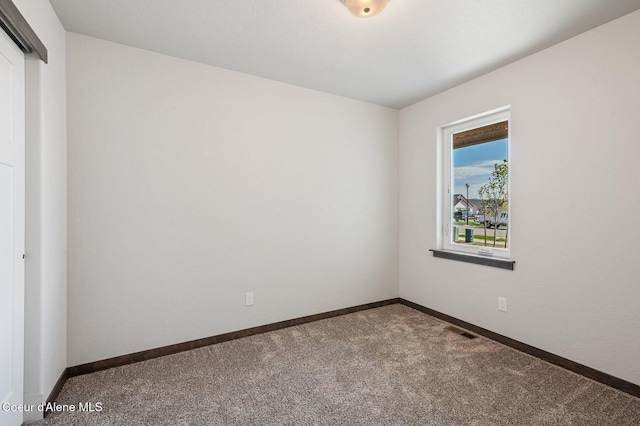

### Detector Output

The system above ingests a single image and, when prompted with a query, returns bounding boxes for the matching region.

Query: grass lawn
[453,220,482,227]
[455,234,507,245]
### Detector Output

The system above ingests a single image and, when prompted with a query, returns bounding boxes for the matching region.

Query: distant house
[453,194,480,215]
[469,199,483,215]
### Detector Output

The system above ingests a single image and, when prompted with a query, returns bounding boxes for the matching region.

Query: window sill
[429,249,515,270]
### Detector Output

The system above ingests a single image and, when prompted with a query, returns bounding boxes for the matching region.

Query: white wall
[66,33,399,366]
[400,10,640,385]
[13,0,67,422]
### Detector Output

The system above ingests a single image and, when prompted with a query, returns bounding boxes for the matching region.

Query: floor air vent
[445,326,478,339]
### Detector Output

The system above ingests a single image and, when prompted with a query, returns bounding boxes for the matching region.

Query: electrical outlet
[245,292,254,306]
[498,297,507,312]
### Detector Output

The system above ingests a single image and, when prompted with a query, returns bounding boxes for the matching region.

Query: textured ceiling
[49,0,640,109]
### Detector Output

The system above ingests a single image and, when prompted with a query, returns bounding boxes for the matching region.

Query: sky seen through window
[453,138,508,199]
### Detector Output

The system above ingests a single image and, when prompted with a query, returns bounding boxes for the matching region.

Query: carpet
[34,304,640,425]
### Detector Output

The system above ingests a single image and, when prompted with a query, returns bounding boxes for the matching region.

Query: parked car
[477,212,508,228]
[453,211,475,221]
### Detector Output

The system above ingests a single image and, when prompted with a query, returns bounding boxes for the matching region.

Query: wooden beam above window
[453,120,508,149]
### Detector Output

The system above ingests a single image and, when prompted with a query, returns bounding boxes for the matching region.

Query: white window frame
[440,106,511,259]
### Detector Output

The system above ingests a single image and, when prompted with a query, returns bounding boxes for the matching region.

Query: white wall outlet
[245,292,254,306]
[498,297,507,312]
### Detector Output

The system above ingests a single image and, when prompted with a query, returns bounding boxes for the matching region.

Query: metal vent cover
[445,326,478,339]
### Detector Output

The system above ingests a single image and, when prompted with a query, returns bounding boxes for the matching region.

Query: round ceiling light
[342,0,388,18]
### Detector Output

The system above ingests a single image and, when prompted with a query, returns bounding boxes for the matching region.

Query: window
[441,107,511,259]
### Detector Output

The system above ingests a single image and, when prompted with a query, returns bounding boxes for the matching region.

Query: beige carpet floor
[35,304,640,425]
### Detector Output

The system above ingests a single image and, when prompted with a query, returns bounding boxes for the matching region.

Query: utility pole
[465,183,470,225]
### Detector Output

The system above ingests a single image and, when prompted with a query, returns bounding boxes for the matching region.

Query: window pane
[451,136,509,249]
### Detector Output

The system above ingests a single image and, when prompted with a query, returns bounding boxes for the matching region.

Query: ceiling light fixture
[341,0,388,18]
